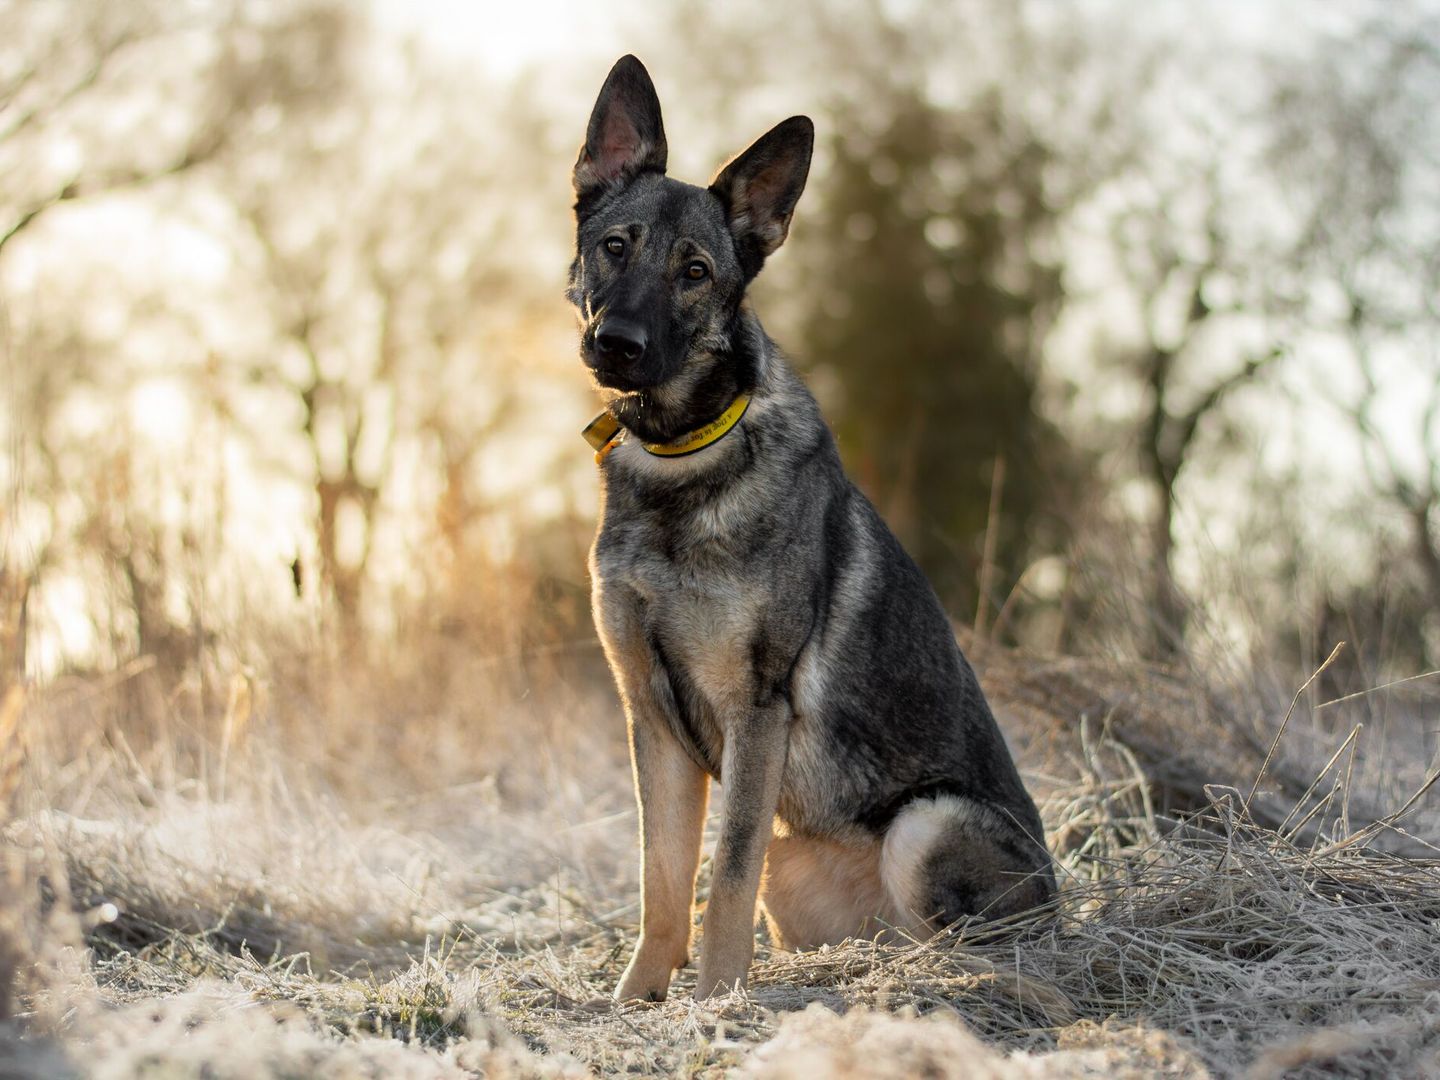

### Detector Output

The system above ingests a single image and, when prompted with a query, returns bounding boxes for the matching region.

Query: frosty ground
[2,641,1438,1078]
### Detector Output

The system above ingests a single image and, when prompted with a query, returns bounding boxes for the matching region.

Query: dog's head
[567,55,813,444]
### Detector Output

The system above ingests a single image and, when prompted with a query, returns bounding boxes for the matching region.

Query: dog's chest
[629,551,761,711]
[598,498,767,712]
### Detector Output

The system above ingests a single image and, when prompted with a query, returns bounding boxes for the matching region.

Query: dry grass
[1,637,1438,1079]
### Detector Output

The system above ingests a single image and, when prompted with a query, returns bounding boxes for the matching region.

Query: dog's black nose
[595,320,647,364]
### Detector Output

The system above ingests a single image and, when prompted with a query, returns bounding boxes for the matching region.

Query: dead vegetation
[1,637,1438,1079]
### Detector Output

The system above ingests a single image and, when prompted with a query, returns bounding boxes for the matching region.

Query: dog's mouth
[584,348,659,393]
[592,368,650,393]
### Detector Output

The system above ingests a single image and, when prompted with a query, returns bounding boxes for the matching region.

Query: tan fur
[668,588,762,712]
[764,799,1044,953]
[597,577,711,1002]
[762,833,918,949]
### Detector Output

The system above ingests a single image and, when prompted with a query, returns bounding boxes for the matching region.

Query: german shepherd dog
[569,56,1054,1001]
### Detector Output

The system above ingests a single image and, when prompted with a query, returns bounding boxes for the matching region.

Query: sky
[373,0,626,75]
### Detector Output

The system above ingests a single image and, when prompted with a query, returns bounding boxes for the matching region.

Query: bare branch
[0,23,141,146]
[0,178,80,256]
[1173,345,1286,460]
[0,108,230,260]
[0,58,43,114]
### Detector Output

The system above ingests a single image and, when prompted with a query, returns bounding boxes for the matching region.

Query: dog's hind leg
[760,833,917,949]
[880,795,1054,932]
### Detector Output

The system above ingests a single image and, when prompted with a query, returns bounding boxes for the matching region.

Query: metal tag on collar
[581,410,621,452]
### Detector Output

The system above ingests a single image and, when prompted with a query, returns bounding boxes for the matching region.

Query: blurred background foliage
[1,0,1437,721]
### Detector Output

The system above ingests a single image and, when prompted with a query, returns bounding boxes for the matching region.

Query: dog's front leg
[615,711,709,1002]
[694,707,788,998]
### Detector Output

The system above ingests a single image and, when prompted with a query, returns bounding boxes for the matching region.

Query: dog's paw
[692,964,748,1000]
[614,942,684,1002]
[613,970,671,1003]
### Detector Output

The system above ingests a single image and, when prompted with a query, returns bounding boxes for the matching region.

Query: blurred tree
[2,0,584,679]
[212,40,567,648]
[1040,22,1317,661]
[738,0,1311,655]
[0,1,350,681]
[0,1,345,258]
[1266,3,1440,668]
[799,85,1067,619]
[1063,3,1440,669]
[1104,157,1290,658]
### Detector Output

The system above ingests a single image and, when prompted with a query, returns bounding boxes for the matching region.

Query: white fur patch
[880,795,994,925]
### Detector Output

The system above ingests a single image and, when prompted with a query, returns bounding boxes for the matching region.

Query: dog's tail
[880,793,1054,930]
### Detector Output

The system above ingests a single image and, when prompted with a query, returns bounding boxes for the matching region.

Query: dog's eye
[684,262,709,281]
[604,237,626,258]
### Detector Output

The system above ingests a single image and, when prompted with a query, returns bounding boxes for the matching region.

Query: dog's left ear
[575,55,668,197]
[710,116,814,278]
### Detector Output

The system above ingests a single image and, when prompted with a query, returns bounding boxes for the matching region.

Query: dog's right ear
[574,55,667,198]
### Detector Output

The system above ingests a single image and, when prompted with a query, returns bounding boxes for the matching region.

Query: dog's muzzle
[586,317,654,388]
[594,318,647,363]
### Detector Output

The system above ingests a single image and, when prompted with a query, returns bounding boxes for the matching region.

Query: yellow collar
[582,393,752,463]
